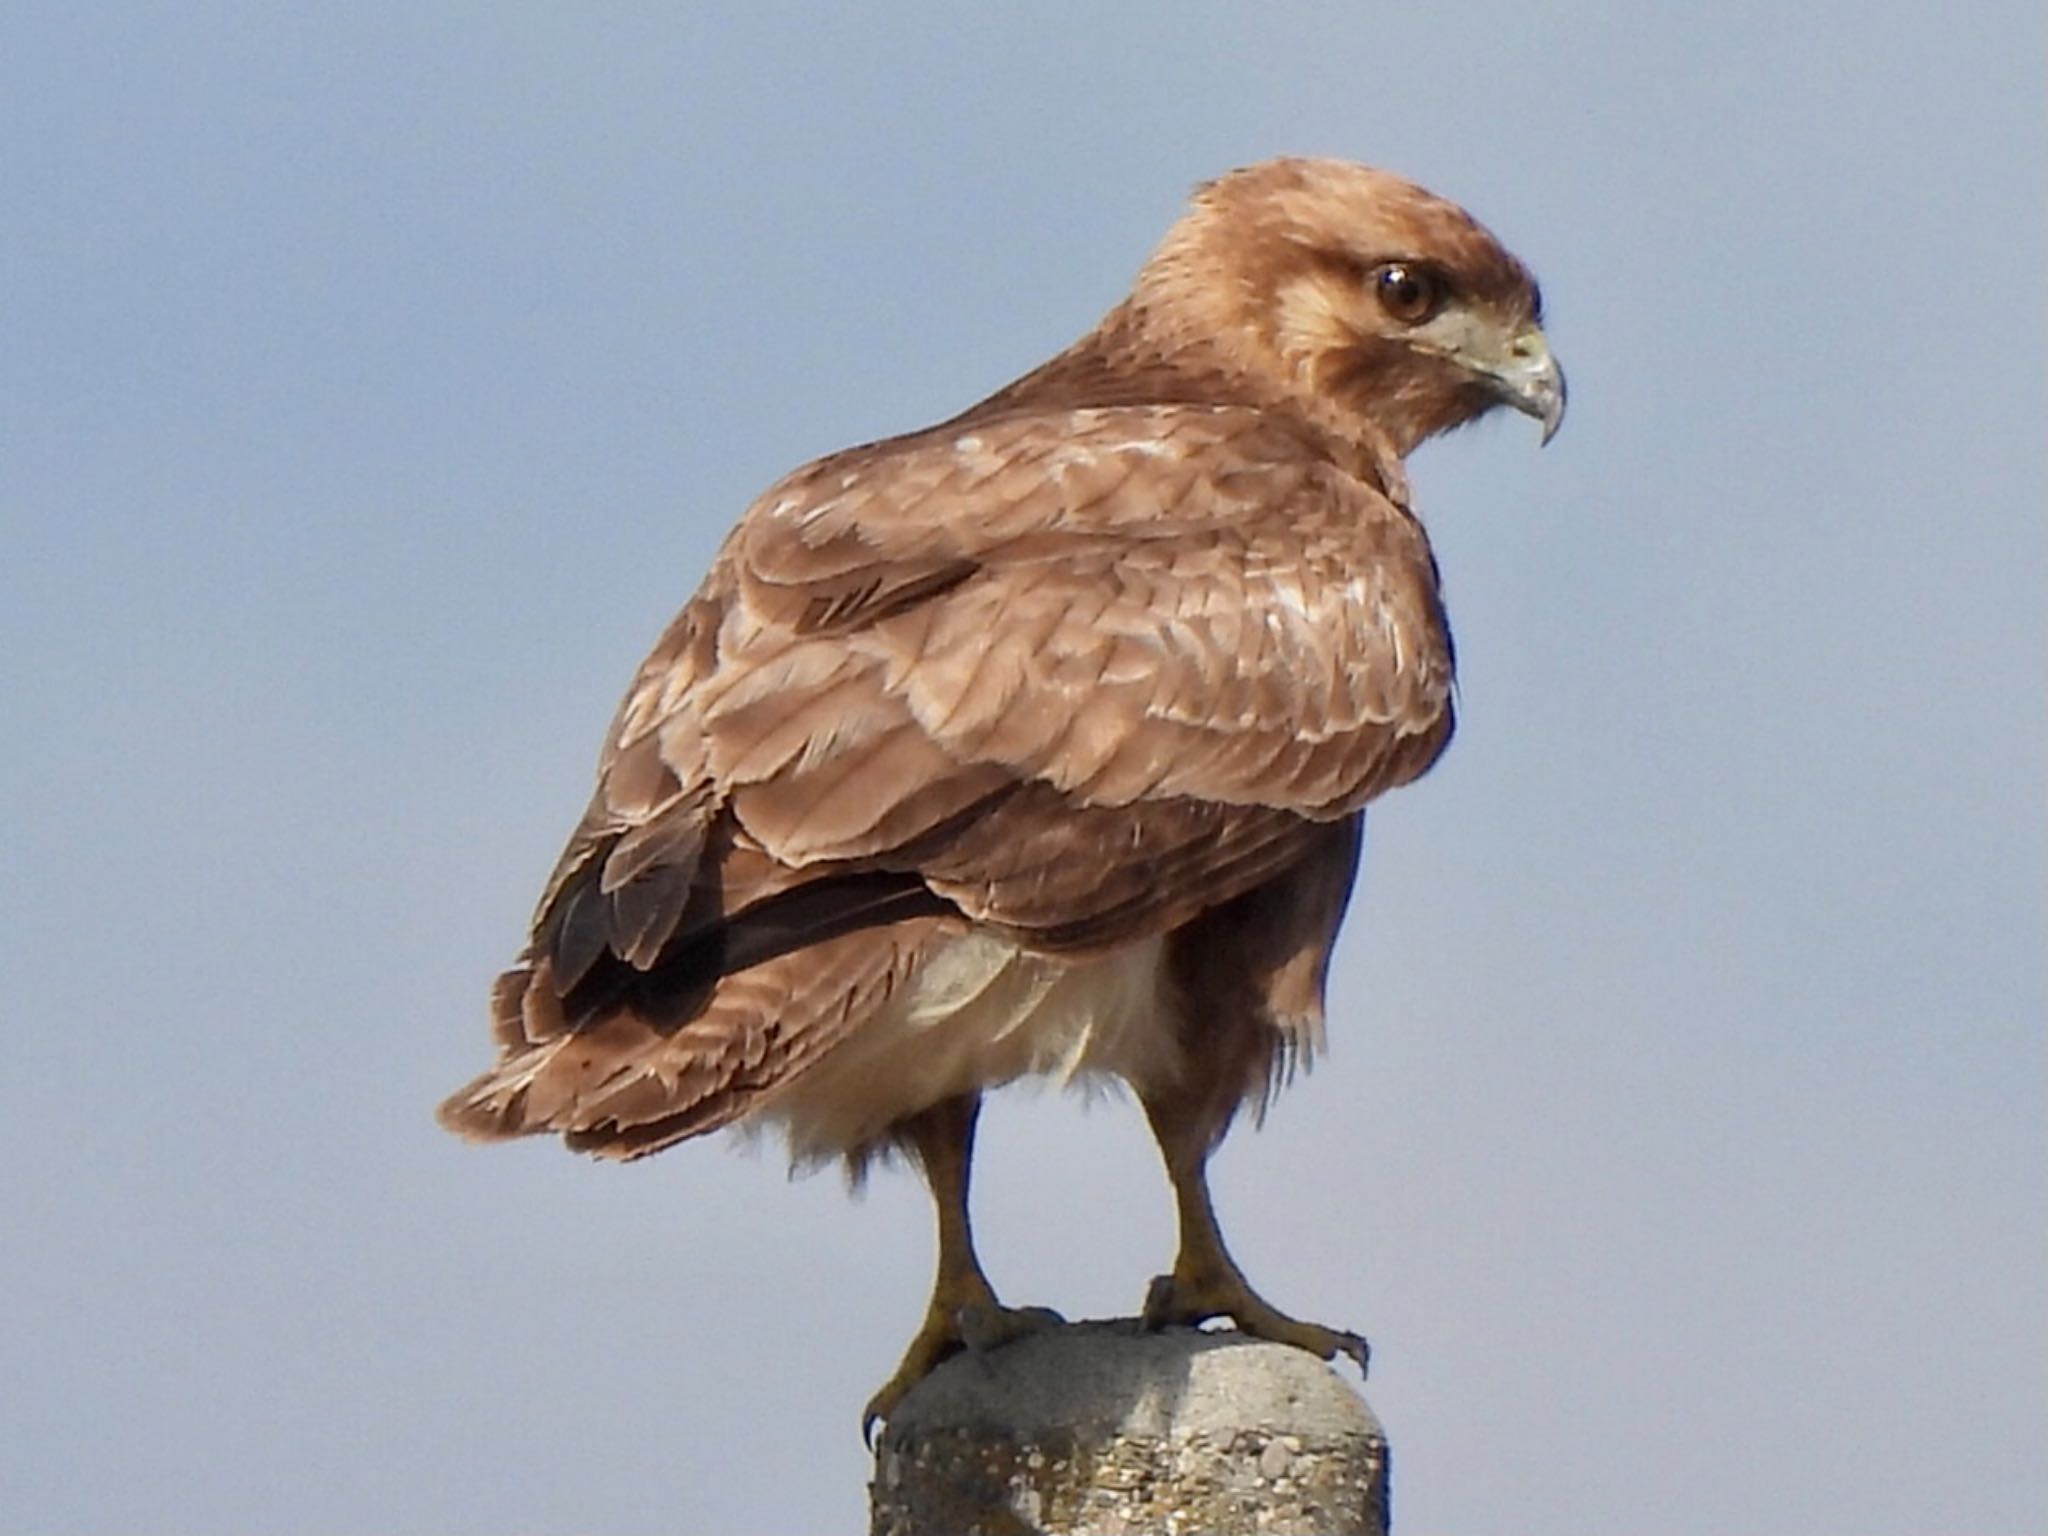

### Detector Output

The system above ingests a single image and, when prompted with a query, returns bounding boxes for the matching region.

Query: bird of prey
[439,156,1563,1433]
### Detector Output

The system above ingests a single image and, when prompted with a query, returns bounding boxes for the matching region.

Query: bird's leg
[1138,1091,1369,1376]
[862,1094,1061,1440]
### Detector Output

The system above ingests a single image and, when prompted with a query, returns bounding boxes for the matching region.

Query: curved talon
[862,1299,1064,1443]
[1334,1329,1371,1377]
[958,1301,1064,1353]
[1140,1269,1369,1378]
[1141,1272,1180,1330]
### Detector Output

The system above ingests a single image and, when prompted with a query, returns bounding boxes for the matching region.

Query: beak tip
[1491,331,1566,447]
[1537,361,1567,446]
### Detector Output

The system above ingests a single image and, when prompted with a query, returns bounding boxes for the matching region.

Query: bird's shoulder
[601,401,1453,809]
[735,400,1397,578]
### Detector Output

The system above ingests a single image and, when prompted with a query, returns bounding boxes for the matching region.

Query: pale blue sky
[3,5,2042,1533]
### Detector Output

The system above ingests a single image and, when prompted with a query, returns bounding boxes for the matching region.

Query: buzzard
[440,157,1563,1432]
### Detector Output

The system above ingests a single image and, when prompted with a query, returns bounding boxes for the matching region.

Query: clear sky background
[3,5,2042,1533]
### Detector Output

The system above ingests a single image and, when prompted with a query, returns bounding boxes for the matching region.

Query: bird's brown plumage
[439,156,1560,1420]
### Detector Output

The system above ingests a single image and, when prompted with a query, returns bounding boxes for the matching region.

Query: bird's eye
[1372,262,1445,325]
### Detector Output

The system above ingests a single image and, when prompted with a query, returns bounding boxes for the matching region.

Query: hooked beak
[1485,326,1567,444]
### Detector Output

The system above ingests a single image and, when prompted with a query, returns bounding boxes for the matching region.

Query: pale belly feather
[758,931,1181,1160]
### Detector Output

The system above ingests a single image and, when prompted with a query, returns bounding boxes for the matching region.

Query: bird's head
[1138,158,1564,458]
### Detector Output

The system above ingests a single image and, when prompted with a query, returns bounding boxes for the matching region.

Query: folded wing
[437,404,1453,1152]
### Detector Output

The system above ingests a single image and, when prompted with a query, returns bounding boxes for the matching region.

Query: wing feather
[459,404,1454,1146]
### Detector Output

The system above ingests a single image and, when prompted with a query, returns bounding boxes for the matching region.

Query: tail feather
[436,921,936,1160]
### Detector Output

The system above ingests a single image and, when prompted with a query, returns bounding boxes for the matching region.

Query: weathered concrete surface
[870,1321,1389,1535]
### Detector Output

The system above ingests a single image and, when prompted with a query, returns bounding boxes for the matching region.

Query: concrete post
[869,1322,1390,1535]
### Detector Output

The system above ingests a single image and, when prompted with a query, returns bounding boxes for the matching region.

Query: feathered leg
[862,1093,1061,1440]
[1137,819,1369,1373]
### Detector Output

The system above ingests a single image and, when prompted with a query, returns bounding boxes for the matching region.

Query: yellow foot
[1142,1270,1369,1377]
[862,1300,1064,1444]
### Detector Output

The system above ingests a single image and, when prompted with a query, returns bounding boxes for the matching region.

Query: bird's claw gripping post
[861,1299,1066,1447]
[1140,1270,1370,1379]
